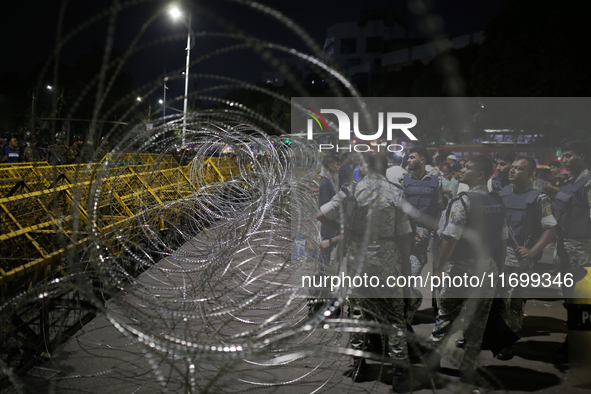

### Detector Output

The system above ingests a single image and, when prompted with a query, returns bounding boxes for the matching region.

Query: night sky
[1,0,512,110]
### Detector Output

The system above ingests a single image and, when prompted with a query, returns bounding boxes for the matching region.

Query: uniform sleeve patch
[544,206,552,216]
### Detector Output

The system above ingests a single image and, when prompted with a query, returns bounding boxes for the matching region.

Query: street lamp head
[159,99,164,104]
[136,97,142,102]
[169,6,182,19]
[47,85,52,90]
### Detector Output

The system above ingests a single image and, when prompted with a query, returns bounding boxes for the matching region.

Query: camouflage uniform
[48,144,72,165]
[96,144,112,162]
[532,177,544,192]
[23,145,42,162]
[70,144,83,164]
[320,172,421,362]
[399,168,444,276]
[499,183,557,331]
[429,185,508,372]
[554,168,591,288]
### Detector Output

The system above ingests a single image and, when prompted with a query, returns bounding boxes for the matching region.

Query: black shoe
[391,367,411,393]
[455,339,465,349]
[496,346,514,361]
[349,358,368,382]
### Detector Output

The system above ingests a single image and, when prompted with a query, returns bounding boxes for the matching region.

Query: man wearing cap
[447,154,458,166]
[96,137,111,162]
[49,132,72,165]
[23,133,45,162]
[70,134,85,164]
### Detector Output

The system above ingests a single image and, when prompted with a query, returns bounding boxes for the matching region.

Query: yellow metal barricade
[0,154,244,294]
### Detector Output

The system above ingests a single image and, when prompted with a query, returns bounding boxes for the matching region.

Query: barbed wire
[0,1,511,393]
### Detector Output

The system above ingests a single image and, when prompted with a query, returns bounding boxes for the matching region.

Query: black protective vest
[499,185,542,247]
[403,173,439,229]
[490,172,505,195]
[449,192,506,260]
[552,174,591,239]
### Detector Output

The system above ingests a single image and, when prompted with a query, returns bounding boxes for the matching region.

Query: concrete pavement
[13,242,590,393]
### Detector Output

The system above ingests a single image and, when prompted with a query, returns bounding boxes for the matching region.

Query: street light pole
[163,76,168,124]
[169,6,193,146]
[182,13,191,147]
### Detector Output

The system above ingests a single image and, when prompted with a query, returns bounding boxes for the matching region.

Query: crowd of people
[312,142,590,391]
[0,131,112,165]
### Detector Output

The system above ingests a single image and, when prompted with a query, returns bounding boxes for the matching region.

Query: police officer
[427,155,508,383]
[96,136,111,162]
[399,146,443,276]
[489,151,517,194]
[70,134,84,164]
[317,153,420,392]
[551,140,591,363]
[497,157,557,360]
[23,133,45,162]
[48,132,73,165]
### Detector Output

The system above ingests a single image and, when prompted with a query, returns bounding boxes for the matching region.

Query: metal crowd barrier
[0,154,241,376]
[0,154,240,294]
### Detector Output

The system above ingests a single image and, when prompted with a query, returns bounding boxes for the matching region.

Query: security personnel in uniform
[70,134,84,164]
[497,157,557,360]
[551,141,591,364]
[317,153,420,392]
[49,132,72,165]
[96,136,111,162]
[489,151,517,194]
[427,155,508,383]
[23,133,45,162]
[399,146,443,276]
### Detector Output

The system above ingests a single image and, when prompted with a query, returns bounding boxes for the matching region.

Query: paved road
[15,242,590,393]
